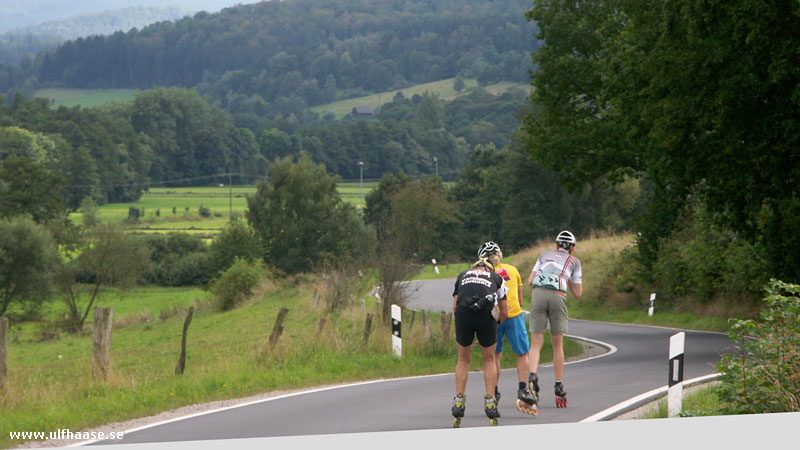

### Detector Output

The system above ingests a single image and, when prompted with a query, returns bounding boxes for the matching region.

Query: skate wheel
[516,399,539,416]
[489,418,499,426]
[556,396,567,408]
[453,417,461,428]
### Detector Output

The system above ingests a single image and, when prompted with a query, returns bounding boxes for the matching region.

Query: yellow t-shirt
[495,263,522,318]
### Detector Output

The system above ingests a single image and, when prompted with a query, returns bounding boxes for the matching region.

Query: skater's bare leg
[494,350,502,390]
[455,344,472,394]
[552,334,564,381]
[480,344,497,397]
[516,352,529,383]
[529,333,544,374]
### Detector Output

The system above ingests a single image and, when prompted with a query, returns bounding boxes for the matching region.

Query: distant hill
[0,6,193,64]
[1,0,539,125]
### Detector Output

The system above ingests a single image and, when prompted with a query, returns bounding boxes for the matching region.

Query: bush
[198,204,211,218]
[136,233,210,286]
[211,258,268,310]
[153,252,211,286]
[127,206,140,224]
[651,199,767,304]
[716,279,800,414]
[207,221,262,277]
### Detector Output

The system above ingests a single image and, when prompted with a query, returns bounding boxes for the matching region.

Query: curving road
[93,278,732,445]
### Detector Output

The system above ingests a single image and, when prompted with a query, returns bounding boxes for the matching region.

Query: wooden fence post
[318,316,327,333]
[408,310,416,331]
[269,308,289,347]
[91,307,113,380]
[424,317,432,341]
[175,307,195,375]
[0,317,8,390]
[440,312,452,344]
[362,313,374,346]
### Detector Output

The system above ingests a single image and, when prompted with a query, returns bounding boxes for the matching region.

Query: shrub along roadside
[716,279,800,414]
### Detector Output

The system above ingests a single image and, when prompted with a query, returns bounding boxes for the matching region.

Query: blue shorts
[495,314,530,355]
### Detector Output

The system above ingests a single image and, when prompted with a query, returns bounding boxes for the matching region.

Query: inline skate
[484,395,500,426]
[451,394,466,427]
[555,382,567,408]
[516,386,538,416]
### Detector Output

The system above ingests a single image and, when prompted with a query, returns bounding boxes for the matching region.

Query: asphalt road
[96,278,733,445]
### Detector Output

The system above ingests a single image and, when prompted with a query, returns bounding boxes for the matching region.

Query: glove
[496,268,510,281]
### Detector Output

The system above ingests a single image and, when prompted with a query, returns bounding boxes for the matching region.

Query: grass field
[311,78,530,119]
[1,277,578,449]
[75,182,378,236]
[33,88,138,108]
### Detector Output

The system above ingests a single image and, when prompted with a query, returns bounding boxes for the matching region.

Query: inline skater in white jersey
[526,231,582,408]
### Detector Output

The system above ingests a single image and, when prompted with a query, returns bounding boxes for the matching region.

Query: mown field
[73,182,378,238]
[32,79,530,114]
[33,88,138,108]
[310,78,530,119]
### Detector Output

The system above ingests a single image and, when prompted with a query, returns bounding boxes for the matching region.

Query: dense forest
[0,0,539,123]
[0,6,192,65]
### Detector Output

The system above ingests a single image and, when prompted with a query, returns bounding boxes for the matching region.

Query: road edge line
[579,373,721,422]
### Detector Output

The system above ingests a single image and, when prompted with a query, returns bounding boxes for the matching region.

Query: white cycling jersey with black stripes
[531,248,582,293]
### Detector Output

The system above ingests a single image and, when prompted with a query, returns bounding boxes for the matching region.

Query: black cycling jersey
[453,269,505,308]
[453,268,505,347]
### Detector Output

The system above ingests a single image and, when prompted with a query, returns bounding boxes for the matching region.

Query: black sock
[519,382,527,390]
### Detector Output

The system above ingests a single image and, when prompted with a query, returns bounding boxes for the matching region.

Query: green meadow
[33,88,138,108]
[74,182,379,237]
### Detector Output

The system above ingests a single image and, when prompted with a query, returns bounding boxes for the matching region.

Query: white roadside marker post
[668,332,685,418]
[391,304,402,357]
[648,293,656,316]
[432,258,440,275]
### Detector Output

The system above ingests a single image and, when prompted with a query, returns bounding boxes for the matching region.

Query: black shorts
[454,306,497,347]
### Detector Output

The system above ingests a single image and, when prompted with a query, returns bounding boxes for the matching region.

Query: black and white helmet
[556,230,576,250]
[478,241,501,259]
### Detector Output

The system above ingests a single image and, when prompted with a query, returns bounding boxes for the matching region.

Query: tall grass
[506,234,734,332]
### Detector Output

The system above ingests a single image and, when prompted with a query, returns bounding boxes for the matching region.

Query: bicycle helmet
[478,241,501,259]
[556,230,576,250]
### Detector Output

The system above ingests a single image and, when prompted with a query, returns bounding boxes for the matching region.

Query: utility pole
[433,157,438,177]
[359,161,364,213]
[228,173,233,223]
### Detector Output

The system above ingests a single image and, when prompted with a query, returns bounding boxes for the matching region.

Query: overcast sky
[0,1,256,33]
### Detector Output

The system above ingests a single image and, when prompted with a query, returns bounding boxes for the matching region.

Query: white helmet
[478,241,501,259]
[556,231,576,250]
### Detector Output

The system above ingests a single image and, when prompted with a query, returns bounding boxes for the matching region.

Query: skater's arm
[453,294,458,313]
[527,270,536,287]
[497,298,508,324]
[568,282,582,299]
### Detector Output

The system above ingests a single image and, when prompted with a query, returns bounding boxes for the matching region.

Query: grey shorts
[529,288,568,335]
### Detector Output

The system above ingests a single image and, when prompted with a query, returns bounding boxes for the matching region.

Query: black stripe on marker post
[668,354,684,387]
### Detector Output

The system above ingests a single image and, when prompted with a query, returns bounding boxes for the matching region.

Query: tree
[453,77,465,93]
[0,216,59,316]
[523,0,800,281]
[57,225,149,332]
[246,152,374,273]
[0,156,66,224]
[208,220,262,277]
[386,178,458,262]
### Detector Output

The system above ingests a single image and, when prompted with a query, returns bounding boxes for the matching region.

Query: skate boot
[451,394,466,427]
[527,372,540,404]
[516,386,538,416]
[484,395,500,426]
[494,386,501,417]
[555,382,567,408]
